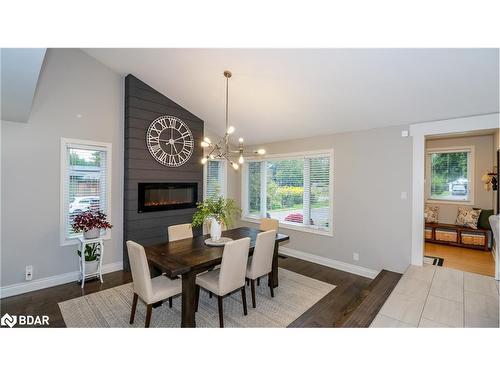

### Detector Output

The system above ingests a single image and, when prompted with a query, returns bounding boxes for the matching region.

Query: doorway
[410,113,499,280]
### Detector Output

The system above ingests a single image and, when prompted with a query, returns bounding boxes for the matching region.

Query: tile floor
[371,265,499,328]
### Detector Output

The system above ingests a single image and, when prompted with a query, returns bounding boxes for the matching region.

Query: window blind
[245,154,331,231]
[65,145,108,239]
[428,150,470,201]
[206,159,226,198]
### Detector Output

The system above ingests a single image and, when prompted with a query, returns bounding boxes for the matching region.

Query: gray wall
[123,75,204,270]
[241,125,413,273]
[425,134,494,223]
[1,49,124,287]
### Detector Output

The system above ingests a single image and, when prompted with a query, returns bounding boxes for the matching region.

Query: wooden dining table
[143,226,289,327]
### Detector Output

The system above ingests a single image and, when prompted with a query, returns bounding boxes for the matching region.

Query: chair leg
[169,297,173,308]
[217,296,224,328]
[250,279,256,308]
[241,287,248,316]
[195,285,200,312]
[209,291,212,299]
[257,277,260,286]
[268,272,274,298]
[129,293,138,324]
[145,304,152,328]
[246,278,249,286]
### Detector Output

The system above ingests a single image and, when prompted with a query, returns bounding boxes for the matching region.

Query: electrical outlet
[401,130,409,137]
[25,265,33,281]
[353,253,359,261]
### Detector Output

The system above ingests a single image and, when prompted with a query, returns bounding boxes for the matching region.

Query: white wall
[241,125,413,274]
[1,49,124,291]
[425,134,495,223]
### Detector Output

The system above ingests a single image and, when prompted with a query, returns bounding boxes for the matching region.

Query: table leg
[270,242,279,288]
[181,271,197,328]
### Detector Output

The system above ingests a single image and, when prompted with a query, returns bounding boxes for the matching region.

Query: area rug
[423,255,444,266]
[58,268,335,328]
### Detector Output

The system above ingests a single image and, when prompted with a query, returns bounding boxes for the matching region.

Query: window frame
[203,158,227,200]
[60,138,113,246]
[425,145,475,205]
[241,149,334,236]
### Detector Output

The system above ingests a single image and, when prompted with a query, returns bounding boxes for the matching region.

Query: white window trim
[425,145,475,205]
[203,158,227,200]
[241,149,334,236]
[60,138,113,246]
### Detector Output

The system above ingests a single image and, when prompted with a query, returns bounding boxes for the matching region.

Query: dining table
[143,226,289,327]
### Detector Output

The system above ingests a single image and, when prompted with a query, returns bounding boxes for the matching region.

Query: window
[242,151,333,234]
[60,138,112,245]
[426,146,474,203]
[204,159,226,199]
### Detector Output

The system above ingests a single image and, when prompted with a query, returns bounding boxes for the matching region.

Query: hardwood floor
[425,243,495,277]
[0,256,399,328]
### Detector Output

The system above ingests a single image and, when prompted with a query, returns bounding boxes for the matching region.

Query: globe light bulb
[238,137,244,143]
[238,155,244,164]
[203,137,211,144]
[201,141,209,147]
[227,126,235,134]
[232,162,239,170]
[201,157,207,164]
[257,149,266,155]
[209,154,215,159]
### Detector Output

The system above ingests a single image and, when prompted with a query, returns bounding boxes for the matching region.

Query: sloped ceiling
[1,48,46,123]
[83,49,498,144]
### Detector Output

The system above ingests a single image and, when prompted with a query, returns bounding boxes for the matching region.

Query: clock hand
[172,143,178,154]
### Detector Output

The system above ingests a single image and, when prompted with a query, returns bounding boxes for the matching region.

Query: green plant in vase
[192,195,241,241]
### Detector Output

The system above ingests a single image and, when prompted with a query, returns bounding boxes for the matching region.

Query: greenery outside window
[426,146,474,203]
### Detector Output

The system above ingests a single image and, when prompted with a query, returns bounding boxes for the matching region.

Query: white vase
[85,259,99,274]
[210,218,222,241]
[83,228,100,239]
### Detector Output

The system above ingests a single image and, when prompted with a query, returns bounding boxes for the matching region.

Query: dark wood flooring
[0,256,401,328]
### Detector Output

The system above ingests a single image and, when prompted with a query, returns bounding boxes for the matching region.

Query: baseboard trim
[0,261,123,299]
[279,247,379,279]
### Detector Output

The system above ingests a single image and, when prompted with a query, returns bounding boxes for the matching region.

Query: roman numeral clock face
[146,116,194,167]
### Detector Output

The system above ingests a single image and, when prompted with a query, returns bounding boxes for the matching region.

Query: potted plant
[72,210,113,239]
[77,243,101,274]
[192,195,241,241]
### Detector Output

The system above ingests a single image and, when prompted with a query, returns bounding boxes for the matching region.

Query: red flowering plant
[71,210,113,233]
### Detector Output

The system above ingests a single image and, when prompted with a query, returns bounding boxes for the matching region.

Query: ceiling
[1,48,46,122]
[84,48,499,145]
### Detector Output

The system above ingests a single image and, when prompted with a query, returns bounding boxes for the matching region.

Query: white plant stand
[77,236,104,288]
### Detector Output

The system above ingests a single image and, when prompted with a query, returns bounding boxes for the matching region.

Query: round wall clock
[146,115,194,167]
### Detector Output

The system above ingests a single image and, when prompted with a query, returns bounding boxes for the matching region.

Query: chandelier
[201,70,265,170]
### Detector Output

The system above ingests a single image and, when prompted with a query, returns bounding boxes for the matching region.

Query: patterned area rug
[58,268,335,328]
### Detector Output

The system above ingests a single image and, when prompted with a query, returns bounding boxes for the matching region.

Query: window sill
[241,217,333,237]
[425,199,475,206]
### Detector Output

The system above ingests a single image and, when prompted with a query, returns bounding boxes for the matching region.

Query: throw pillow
[424,206,439,223]
[456,207,482,229]
[474,208,494,230]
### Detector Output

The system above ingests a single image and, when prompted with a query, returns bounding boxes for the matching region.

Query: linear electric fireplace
[138,182,198,213]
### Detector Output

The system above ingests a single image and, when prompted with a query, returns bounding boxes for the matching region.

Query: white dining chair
[260,218,279,231]
[195,237,250,327]
[168,223,193,242]
[489,215,499,271]
[245,230,277,308]
[127,240,182,328]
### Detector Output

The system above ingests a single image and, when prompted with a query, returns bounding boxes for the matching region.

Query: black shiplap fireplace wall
[123,75,204,271]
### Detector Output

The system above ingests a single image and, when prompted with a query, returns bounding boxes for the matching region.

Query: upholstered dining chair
[260,218,279,231]
[245,230,277,308]
[168,223,193,242]
[126,240,182,328]
[195,237,251,328]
